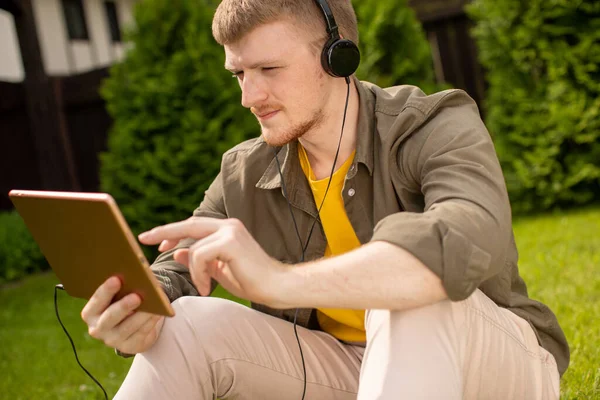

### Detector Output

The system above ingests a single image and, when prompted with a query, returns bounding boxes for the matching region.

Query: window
[62,0,89,40]
[104,1,121,42]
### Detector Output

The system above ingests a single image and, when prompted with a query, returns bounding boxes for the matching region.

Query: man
[81,0,569,398]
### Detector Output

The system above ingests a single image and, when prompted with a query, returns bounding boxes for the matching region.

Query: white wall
[31,0,72,75]
[0,10,25,82]
[0,0,137,81]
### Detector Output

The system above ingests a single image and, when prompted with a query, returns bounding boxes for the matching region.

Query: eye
[262,67,279,73]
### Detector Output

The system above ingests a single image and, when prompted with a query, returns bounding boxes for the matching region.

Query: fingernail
[129,295,141,307]
[138,232,149,240]
[108,277,119,288]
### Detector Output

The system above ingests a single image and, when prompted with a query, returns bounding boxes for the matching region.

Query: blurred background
[0,0,598,398]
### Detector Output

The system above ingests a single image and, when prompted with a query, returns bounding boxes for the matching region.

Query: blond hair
[212,0,358,49]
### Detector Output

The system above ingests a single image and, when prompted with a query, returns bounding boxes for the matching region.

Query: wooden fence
[0,69,111,210]
[0,0,486,211]
[410,0,486,108]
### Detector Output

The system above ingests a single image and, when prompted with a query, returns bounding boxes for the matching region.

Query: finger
[173,248,190,267]
[173,248,213,295]
[173,248,215,295]
[93,293,142,334]
[134,315,163,338]
[118,316,165,354]
[81,276,121,323]
[102,311,154,348]
[189,236,225,296]
[210,261,243,298]
[138,217,228,244]
[158,239,179,252]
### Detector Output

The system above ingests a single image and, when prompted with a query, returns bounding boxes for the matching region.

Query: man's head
[212,0,359,146]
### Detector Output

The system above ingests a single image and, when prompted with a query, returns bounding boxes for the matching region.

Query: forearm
[279,241,448,310]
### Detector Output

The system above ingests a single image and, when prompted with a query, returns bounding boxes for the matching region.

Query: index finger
[138,217,223,244]
[81,276,122,323]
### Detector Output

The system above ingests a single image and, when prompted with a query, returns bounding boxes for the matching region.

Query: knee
[161,296,248,341]
[366,298,468,340]
[171,295,243,318]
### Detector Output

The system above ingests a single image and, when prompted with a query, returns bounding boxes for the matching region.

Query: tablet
[9,190,175,317]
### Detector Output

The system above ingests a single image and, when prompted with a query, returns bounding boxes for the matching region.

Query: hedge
[468,0,600,213]
[0,211,48,284]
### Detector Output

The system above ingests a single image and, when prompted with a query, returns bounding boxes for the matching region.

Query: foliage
[100,0,258,259]
[467,0,600,213]
[0,211,48,284]
[354,0,441,93]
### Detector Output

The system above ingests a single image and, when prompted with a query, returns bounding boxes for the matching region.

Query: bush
[100,0,442,260]
[354,0,441,94]
[468,0,600,213]
[100,0,258,259]
[0,211,48,283]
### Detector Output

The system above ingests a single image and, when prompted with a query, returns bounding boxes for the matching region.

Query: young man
[81,0,568,398]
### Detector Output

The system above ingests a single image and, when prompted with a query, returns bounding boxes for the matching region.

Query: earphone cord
[54,284,109,400]
[273,76,351,400]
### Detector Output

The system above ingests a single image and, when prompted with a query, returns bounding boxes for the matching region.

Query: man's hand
[81,277,165,355]
[138,217,288,308]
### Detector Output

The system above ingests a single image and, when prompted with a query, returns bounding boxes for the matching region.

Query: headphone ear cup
[321,39,361,78]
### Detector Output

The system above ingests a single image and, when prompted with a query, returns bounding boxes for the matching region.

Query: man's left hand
[138,217,288,308]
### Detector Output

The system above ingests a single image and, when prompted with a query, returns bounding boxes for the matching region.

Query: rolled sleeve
[372,92,512,301]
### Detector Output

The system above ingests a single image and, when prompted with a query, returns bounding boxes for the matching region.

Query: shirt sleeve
[150,171,227,303]
[371,90,512,301]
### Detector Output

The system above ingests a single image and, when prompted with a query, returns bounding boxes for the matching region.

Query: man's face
[224,20,332,146]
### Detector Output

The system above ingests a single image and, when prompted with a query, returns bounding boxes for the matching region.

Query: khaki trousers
[115,289,560,399]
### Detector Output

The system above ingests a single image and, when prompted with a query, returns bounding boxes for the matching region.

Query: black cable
[273,149,309,400]
[302,77,351,255]
[273,77,352,400]
[54,284,108,400]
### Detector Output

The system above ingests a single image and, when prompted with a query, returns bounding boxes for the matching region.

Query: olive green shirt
[149,79,569,376]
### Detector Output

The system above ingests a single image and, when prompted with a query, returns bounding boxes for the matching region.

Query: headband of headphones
[312,0,360,78]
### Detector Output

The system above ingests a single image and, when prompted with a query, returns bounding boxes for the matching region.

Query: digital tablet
[9,190,175,317]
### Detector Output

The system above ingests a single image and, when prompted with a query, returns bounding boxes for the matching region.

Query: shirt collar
[256,77,376,191]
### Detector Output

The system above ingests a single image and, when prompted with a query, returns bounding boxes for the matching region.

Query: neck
[298,78,360,180]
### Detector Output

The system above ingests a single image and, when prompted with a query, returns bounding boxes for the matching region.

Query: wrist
[267,263,305,309]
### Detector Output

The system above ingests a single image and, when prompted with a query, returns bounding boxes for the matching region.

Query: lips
[255,110,279,120]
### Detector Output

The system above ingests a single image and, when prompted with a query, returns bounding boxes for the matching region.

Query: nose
[240,74,268,109]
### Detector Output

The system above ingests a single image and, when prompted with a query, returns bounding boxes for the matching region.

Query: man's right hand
[81,276,165,355]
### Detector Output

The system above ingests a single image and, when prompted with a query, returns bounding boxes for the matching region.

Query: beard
[261,108,325,147]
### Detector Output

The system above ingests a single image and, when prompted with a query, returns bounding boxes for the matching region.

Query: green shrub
[354,0,441,94]
[100,0,258,259]
[0,211,48,283]
[468,0,600,213]
[100,0,442,260]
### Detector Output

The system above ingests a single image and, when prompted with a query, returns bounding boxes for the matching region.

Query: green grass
[512,207,600,399]
[0,207,599,399]
[0,273,131,399]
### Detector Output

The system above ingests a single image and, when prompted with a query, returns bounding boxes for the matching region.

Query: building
[0,0,137,82]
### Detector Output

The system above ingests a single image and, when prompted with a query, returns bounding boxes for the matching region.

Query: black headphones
[313,0,360,78]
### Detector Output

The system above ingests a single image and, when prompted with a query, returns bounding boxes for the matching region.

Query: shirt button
[348,188,356,197]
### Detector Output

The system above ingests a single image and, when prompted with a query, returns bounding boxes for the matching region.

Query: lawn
[0,207,598,399]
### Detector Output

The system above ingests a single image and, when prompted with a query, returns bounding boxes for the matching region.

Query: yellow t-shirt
[298,144,366,343]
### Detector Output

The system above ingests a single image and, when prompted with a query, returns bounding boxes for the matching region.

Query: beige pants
[115,290,560,399]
